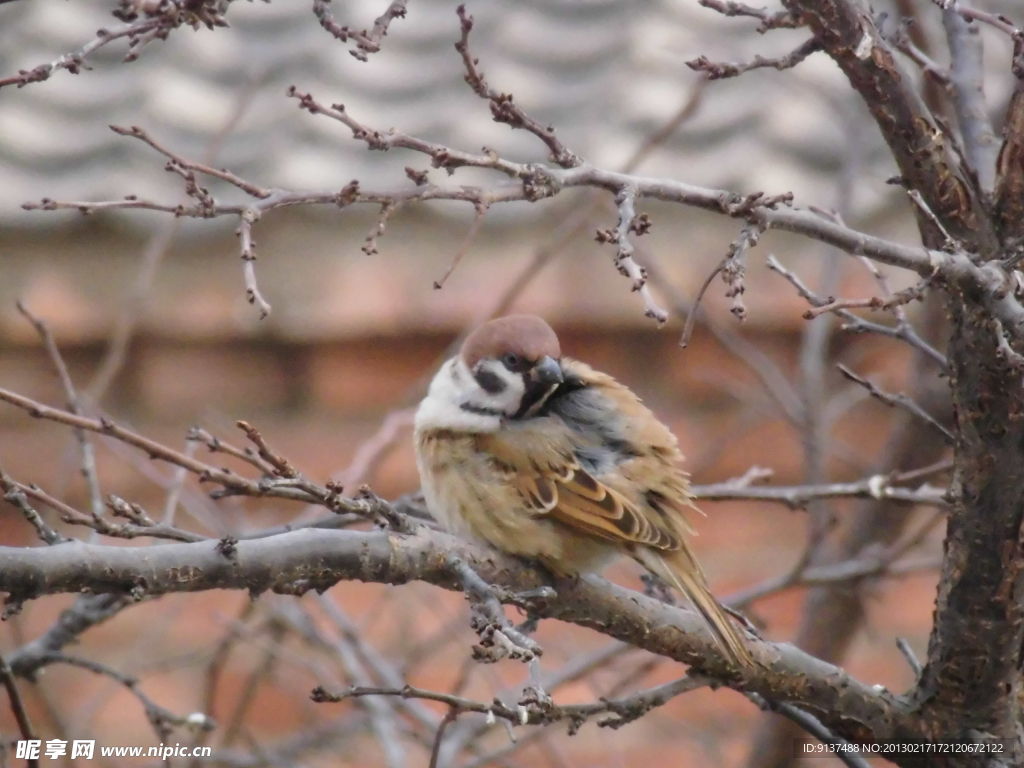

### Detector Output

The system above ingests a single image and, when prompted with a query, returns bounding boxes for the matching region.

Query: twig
[16,302,104,519]
[599,189,668,324]
[693,474,948,508]
[236,421,299,478]
[992,317,1024,372]
[363,202,400,255]
[836,364,955,444]
[802,278,929,318]
[7,594,130,679]
[109,125,269,198]
[312,671,709,734]
[188,426,280,477]
[687,38,820,80]
[0,466,64,545]
[88,77,261,399]
[239,211,272,319]
[907,189,960,253]
[435,203,489,289]
[0,386,398,523]
[746,693,873,768]
[896,637,923,679]
[0,16,166,90]
[37,652,213,741]
[17,483,207,544]
[696,0,802,33]
[882,15,951,85]
[454,5,581,168]
[162,437,200,526]
[312,0,409,61]
[428,708,457,768]
[679,260,725,348]
[766,254,948,370]
[447,555,546,663]
[0,654,38,768]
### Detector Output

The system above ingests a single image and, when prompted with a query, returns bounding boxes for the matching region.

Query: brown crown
[461,315,561,368]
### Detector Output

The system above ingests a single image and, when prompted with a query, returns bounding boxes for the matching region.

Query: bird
[414,314,752,667]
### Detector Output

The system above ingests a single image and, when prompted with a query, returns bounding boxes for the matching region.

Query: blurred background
[1,0,1014,765]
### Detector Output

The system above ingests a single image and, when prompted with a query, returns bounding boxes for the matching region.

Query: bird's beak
[530,356,563,388]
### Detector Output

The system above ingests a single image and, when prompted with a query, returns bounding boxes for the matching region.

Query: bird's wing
[476,423,681,551]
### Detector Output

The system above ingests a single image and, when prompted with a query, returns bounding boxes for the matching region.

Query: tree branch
[0,527,919,746]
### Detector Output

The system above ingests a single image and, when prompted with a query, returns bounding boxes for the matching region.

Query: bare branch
[0,466,65,545]
[16,303,104,519]
[434,203,488,290]
[942,2,1000,192]
[693,471,948,508]
[836,364,955,444]
[746,693,873,768]
[597,189,668,324]
[896,637,923,679]
[696,0,802,33]
[36,652,213,740]
[0,654,39,768]
[0,526,920,744]
[766,255,948,370]
[454,5,581,168]
[687,38,820,80]
[932,0,1024,75]
[312,0,409,61]
[0,16,165,90]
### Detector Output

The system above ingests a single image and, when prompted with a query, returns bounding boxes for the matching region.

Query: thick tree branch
[0,527,920,749]
[782,0,997,254]
[943,3,999,193]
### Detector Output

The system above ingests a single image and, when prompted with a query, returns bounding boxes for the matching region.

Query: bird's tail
[635,546,753,668]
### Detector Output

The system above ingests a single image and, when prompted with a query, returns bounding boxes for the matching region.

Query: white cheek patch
[415,358,502,433]
[471,359,525,416]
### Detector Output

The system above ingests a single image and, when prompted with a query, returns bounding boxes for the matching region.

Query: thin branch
[312,0,409,61]
[448,554,546,663]
[428,708,456,768]
[600,189,668,324]
[16,302,104,519]
[687,38,820,80]
[0,466,64,545]
[746,693,873,768]
[454,5,581,169]
[434,203,488,289]
[693,473,948,508]
[696,0,802,33]
[896,637,923,679]
[0,16,167,90]
[0,386,393,523]
[18,482,207,544]
[312,671,710,734]
[766,255,948,370]
[0,654,38,768]
[7,594,130,678]
[37,652,213,741]
[883,18,951,85]
[837,364,955,444]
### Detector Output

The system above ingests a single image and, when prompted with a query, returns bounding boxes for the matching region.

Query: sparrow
[414,314,752,666]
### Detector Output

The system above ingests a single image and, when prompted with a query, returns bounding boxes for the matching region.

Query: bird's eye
[501,352,520,369]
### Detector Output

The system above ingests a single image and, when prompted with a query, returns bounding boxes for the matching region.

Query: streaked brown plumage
[415,315,752,666]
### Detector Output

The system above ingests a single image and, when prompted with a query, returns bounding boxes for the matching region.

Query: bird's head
[460,315,564,418]
[417,315,564,431]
